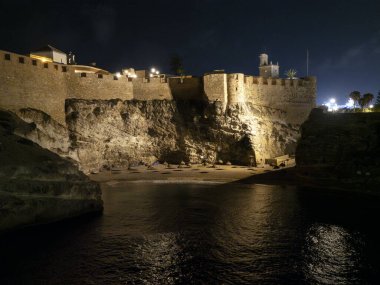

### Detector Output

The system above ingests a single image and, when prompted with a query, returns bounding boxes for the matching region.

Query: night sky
[1,0,379,104]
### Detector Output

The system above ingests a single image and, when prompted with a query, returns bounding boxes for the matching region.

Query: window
[62,66,67,72]
[81,73,86,77]
[98,74,103,78]
[18,57,25,63]
[32,60,37,66]
[54,65,58,70]
[113,76,118,80]
[44,63,48,68]
[4,54,11,60]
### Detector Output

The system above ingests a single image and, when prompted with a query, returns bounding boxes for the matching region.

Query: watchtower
[258,53,279,78]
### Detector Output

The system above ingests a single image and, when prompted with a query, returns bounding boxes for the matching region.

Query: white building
[258,53,279,78]
[30,45,67,64]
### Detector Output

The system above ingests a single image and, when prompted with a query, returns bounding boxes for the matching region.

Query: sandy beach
[89,162,296,184]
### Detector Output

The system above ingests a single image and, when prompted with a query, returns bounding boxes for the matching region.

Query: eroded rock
[0,109,103,233]
[66,99,300,173]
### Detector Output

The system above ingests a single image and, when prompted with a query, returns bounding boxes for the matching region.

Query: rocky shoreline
[0,109,103,233]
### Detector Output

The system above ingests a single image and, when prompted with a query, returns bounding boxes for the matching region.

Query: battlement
[201,72,316,123]
[1,50,71,73]
[0,49,316,125]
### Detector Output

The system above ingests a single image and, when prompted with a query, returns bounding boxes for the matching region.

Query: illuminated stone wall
[132,77,172,100]
[0,50,70,124]
[0,49,316,126]
[203,73,228,105]
[0,50,170,124]
[168,77,203,100]
[201,73,316,124]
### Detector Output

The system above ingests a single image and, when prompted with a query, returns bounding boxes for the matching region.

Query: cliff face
[65,99,300,173]
[0,110,103,233]
[296,109,380,188]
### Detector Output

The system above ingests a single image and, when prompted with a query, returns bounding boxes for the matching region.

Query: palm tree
[363,93,374,110]
[170,54,185,76]
[349,91,361,112]
[358,97,366,111]
[285,69,297,79]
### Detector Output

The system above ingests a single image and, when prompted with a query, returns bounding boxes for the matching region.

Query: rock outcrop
[0,109,103,233]
[17,108,70,155]
[1,99,302,174]
[296,108,380,190]
[65,99,300,173]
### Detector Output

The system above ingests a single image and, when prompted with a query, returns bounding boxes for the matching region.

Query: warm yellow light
[30,54,53,63]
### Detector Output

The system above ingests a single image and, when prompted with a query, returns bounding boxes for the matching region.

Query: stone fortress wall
[201,72,316,123]
[0,50,316,125]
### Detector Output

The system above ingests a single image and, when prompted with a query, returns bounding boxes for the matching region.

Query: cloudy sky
[1,0,379,104]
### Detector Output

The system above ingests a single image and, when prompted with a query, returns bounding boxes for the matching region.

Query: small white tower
[259,53,269,66]
[258,53,279,78]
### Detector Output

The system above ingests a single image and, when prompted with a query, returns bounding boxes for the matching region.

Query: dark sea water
[1,181,380,285]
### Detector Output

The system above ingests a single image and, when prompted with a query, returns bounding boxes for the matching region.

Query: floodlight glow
[346,98,354,108]
[149,74,153,78]
[369,104,374,108]
[151,68,156,73]
[155,71,159,74]
[115,72,121,78]
[329,98,336,104]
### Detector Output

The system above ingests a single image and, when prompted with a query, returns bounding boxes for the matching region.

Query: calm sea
[1,181,379,284]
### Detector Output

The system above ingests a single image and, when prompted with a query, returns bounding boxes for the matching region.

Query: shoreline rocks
[295,108,380,192]
[0,109,103,233]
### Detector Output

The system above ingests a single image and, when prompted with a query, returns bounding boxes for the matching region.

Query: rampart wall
[0,50,170,124]
[66,73,133,101]
[203,73,316,124]
[132,77,172,100]
[168,77,203,100]
[0,50,69,124]
[203,73,228,104]
[0,50,316,126]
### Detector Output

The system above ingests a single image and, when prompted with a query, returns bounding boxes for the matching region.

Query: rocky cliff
[0,110,103,233]
[5,99,301,174]
[296,108,380,190]
[65,99,299,173]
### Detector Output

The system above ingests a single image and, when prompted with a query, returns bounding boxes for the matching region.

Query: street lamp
[149,67,160,77]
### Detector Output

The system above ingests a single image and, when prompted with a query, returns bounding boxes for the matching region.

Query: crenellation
[0,49,316,125]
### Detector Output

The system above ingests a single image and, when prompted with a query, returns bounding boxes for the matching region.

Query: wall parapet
[0,49,316,125]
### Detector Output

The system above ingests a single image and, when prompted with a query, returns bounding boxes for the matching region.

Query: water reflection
[303,224,363,284]
[0,183,379,284]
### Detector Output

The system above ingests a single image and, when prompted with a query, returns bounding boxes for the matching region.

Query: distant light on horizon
[323,98,338,112]
[346,98,354,108]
